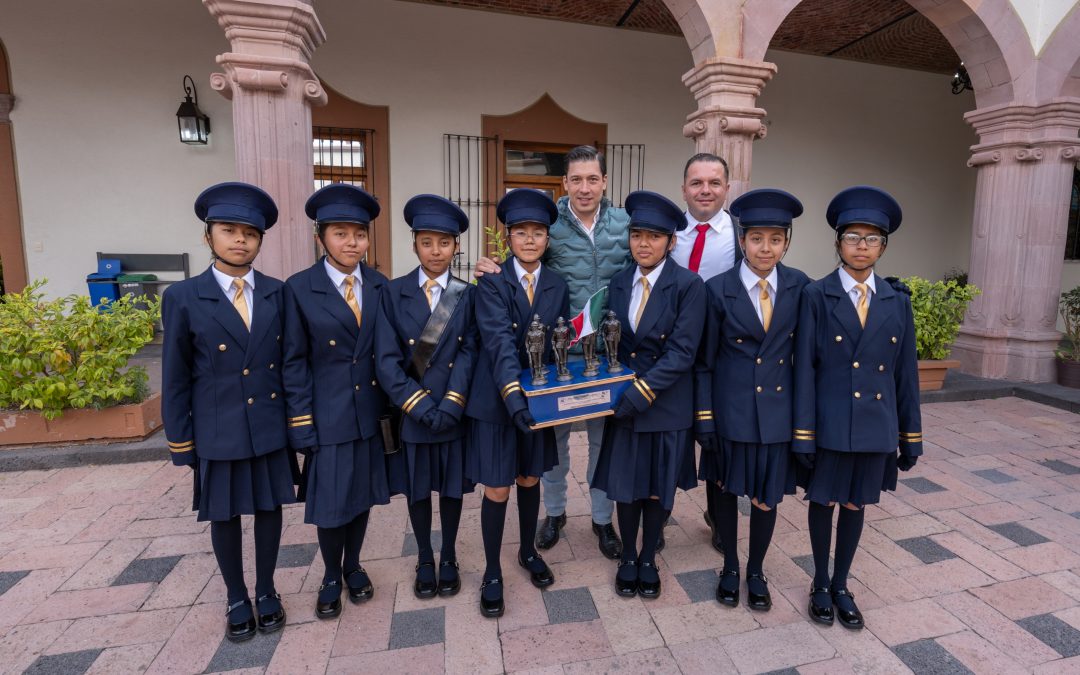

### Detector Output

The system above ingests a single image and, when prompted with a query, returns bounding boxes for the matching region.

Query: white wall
[1009,0,1079,54]
[3,0,236,298]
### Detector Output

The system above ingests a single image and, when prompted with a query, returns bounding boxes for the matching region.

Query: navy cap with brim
[306,183,380,226]
[497,188,559,228]
[195,182,278,233]
[625,190,687,235]
[730,188,803,229]
[826,185,902,235]
[404,194,470,235]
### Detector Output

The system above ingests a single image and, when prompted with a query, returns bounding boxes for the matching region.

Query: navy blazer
[695,262,811,444]
[374,267,478,444]
[792,269,923,456]
[608,260,706,432]
[281,259,388,449]
[466,259,571,425]
[162,267,288,465]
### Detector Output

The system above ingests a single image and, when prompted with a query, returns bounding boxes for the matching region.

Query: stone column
[682,57,777,202]
[204,0,327,279]
[952,99,1080,382]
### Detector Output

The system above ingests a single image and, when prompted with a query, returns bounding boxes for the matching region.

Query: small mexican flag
[570,287,608,346]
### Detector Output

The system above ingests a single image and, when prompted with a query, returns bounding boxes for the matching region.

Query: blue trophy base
[521,360,635,429]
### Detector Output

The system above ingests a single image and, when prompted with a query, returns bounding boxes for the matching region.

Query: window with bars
[312,127,374,190]
[1067,167,1080,261]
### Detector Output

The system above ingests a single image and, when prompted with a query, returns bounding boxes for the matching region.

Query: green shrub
[0,280,160,420]
[484,224,511,263]
[1059,286,1080,363]
[902,275,981,361]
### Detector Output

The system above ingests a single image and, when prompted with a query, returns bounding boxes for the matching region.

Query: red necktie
[687,223,710,275]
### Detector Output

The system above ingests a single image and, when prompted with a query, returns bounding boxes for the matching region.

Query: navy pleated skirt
[591,418,697,510]
[465,419,558,487]
[797,448,898,507]
[386,438,474,503]
[302,438,391,528]
[194,448,297,522]
[699,439,796,508]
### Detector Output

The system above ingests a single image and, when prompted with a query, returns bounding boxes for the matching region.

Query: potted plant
[0,280,162,445]
[1057,286,1080,388]
[902,275,981,391]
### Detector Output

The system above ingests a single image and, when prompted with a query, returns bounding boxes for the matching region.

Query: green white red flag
[570,287,608,346]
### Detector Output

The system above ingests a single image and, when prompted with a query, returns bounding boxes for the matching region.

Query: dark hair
[564,145,606,176]
[683,153,729,182]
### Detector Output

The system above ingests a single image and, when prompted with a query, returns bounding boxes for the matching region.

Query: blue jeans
[542,415,612,525]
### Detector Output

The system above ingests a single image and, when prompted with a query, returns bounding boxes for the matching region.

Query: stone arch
[739,0,1032,108]
[659,0,722,63]
[1036,4,1080,100]
[0,37,26,294]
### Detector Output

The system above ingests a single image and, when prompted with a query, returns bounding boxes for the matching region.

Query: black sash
[410,276,469,379]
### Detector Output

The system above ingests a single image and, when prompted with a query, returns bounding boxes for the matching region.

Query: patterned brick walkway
[2,397,1080,674]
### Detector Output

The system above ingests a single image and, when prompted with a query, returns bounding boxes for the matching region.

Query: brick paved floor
[2,397,1080,673]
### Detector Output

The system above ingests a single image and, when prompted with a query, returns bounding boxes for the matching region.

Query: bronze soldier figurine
[527,315,548,385]
[601,310,622,373]
[581,332,599,377]
[552,317,571,381]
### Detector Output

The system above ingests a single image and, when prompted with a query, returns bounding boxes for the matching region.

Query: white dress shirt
[419,268,450,311]
[838,266,876,309]
[323,258,362,308]
[211,264,255,326]
[671,209,737,282]
[739,260,778,326]
[513,258,542,295]
[568,204,597,244]
[629,259,666,332]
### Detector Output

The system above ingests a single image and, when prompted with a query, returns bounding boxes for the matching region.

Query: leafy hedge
[0,281,160,420]
[1059,286,1080,363]
[902,276,980,361]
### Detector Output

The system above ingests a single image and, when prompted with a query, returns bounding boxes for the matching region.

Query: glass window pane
[505,150,564,177]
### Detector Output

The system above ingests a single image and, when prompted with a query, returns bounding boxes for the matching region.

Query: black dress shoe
[414,561,437,599]
[345,568,374,603]
[438,560,461,597]
[745,572,772,611]
[808,587,834,626]
[715,569,740,607]
[703,510,724,554]
[255,592,286,633]
[225,599,257,643]
[315,580,343,619]
[479,578,504,618]
[832,588,864,630]
[592,521,623,560]
[518,552,555,588]
[536,514,567,550]
[615,560,638,597]
[637,561,661,599]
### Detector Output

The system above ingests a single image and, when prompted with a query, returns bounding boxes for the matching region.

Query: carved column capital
[0,94,14,123]
[965,98,1080,162]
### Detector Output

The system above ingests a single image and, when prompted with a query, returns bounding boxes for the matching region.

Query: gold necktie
[758,279,772,332]
[856,282,869,328]
[634,277,650,328]
[232,278,250,330]
[424,279,439,309]
[523,273,535,305]
[344,276,361,327]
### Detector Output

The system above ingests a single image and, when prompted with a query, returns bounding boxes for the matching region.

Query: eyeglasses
[839,233,886,248]
[509,231,548,242]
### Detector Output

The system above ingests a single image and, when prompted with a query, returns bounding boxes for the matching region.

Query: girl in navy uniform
[282,184,390,619]
[375,195,477,599]
[592,191,705,599]
[466,189,570,617]
[793,186,922,629]
[162,182,293,642]
[696,189,810,611]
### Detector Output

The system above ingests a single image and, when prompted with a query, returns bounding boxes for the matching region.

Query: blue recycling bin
[86,258,122,307]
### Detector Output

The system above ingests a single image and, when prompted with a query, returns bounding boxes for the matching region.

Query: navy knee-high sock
[640,500,669,566]
[516,482,541,559]
[616,501,643,565]
[409,498,434,562]
[211,517,247,606]
[832,507,865,591]
[481,496,508,580]
[317,526,346,582]
[747,506,778,577]
[439,496,463,561]
[807,502,835,590]
[343,510,370,574]
[717,492,740,572]
[253,508,282,600]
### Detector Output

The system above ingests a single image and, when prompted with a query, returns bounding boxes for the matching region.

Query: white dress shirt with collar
[323,258,362,306]
[568,204,597,244]
[211,264,255,326]
[671,209,737,282]
[418,268,450,311]
[513,258,542,294]
[739,260,778,326]
[629,259,666,332]
[838,266,877,309]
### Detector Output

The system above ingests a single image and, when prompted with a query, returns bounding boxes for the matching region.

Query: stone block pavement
[1,396,1080,673]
